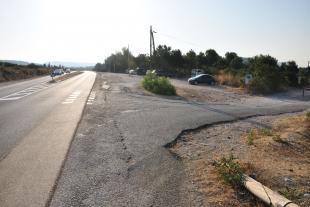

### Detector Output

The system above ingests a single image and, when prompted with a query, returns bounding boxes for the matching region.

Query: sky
[0,0,309,66]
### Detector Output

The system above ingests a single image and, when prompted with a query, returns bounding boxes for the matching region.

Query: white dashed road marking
[62,90,81,104]
[87,92,96,105]
[0,82,50,101]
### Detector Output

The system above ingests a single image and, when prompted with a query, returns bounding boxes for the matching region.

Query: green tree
[135,54,149,69]
[280,61,299,87]
[184,50,197,69]
[249,55,284,94]
[205,49,220,66]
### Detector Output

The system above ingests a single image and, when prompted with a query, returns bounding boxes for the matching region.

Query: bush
[142,72,176,95]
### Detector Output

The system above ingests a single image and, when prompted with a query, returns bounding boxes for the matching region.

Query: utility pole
[150,25,156,69]
[127,44,130,69]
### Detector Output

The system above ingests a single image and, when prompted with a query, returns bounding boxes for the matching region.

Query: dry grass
[0,66,50,82]
[240,114,310,206]
[216,71,242,87]
[170,112,310,206]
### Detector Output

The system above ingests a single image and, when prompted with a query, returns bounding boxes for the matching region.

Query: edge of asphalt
[0,72,96,207]
[164,107,309,153]
[45,72,96,207]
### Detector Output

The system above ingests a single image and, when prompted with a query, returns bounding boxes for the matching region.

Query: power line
[156,31,201,48]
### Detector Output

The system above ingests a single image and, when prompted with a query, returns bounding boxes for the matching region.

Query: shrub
[142,72,176,95]
[214,154,244,187]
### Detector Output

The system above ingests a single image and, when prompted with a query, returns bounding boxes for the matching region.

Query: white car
[129,69,136,75]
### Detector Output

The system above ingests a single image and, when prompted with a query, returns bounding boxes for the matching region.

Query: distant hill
[0,60,95,68]
[47,61,95,68]
[0,60,29,66]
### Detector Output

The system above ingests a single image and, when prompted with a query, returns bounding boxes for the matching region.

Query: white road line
[86,91,96,105]
[62,101,74,104]
[61,90,81,105]
[0,83,50,101]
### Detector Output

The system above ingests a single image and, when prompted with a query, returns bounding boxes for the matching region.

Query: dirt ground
[169,112,310,207]
[172,79,248,103]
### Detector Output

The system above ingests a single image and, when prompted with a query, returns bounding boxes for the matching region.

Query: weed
[272,135,289,145]
[260,128,273,136]
[306,112,310,122]
[214,154,245,187]
[279,187,302,201]
[247,129,255,145]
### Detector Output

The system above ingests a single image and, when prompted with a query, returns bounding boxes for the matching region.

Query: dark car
[188,74,216,85]
[155,69,173,77]
[136,68,146,75]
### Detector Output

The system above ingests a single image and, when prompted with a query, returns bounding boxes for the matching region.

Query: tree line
[94,45,309,93]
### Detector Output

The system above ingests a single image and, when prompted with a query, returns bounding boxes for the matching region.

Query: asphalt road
[50,72,310,207]
[0,72,96,207]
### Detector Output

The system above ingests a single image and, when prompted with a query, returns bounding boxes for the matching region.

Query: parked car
[129,69,136,75]
[188,74,216,85]
[154,69,173,77]
[65,68,71,73]
[136,68,146,75]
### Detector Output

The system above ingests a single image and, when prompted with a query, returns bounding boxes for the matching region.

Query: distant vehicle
[129,69,136,75]
[154,69,173,77]
[188,74,216,85]
[136,68,146,75]
[51,69,64,77]
[65,68,71,73]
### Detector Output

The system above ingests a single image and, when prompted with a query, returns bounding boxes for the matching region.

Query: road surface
[50,72,310,207]
[0,71,96,207]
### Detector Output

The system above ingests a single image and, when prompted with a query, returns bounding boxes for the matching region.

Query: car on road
[65,68,71,73]
[51,69,64,77]
[188,74,216,85]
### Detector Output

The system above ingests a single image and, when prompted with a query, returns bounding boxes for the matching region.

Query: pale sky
[0,0,309,66]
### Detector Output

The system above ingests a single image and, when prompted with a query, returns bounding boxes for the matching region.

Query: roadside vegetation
[94,45,310,94]
[0,62,51,82]
[49,71,82,83]
[169,112,310,206]
[213,154,245,187]
[142,72,176,95]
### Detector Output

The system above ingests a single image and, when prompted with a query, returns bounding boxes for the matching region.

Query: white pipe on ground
[243,175,299,207]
